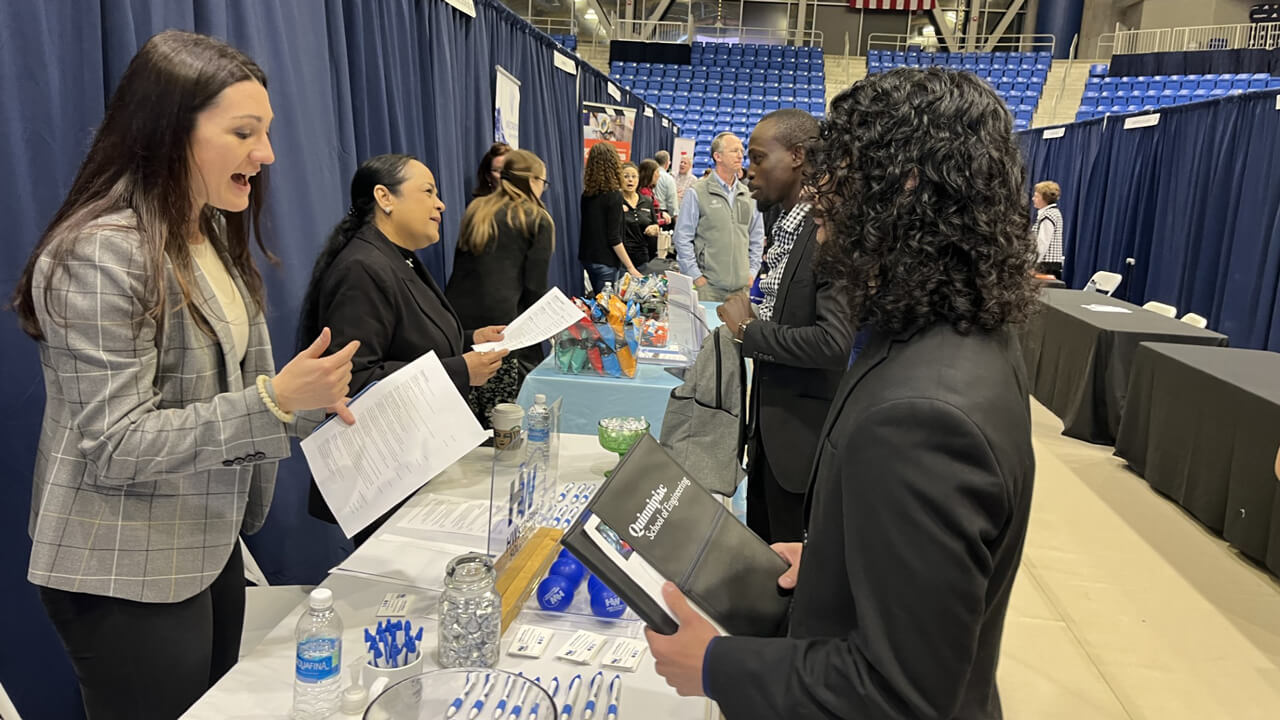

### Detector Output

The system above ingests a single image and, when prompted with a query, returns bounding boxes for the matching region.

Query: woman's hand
[645,224,660,237]
[464,349,509,386]
[473,325,507,345]
[628,268,645,280]
[275,328,360,424]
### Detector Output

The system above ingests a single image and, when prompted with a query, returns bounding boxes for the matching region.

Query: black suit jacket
[306,225,474,525]
[706,323,1036,720]
[740,214,854,491]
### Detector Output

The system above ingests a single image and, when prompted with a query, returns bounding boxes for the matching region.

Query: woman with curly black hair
[648,68,1039,720]
[579,143,640,294]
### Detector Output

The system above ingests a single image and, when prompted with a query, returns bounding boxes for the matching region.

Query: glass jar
[437,553,502,668]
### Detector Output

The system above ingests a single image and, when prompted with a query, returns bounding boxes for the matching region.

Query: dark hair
[758,108,820,155]
[812,68,1038,336]
[638,159,660,189]
[13,30,270,340]
[584,143,622,196]
[473,143,511,197]
[297,154,415,349]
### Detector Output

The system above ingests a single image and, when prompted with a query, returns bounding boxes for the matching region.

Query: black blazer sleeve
[319,261,409,393]
[704,399,1010,719]
[604,191,624,249]
[520,215,553,314]
[740,268,853,370]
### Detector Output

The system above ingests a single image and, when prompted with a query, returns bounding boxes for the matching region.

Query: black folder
[561,434,790,636]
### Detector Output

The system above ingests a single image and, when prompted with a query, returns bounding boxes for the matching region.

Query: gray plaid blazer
[28,210,318,602]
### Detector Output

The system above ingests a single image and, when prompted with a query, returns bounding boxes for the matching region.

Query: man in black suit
[716,109,854,543]
[648,69,1040,719]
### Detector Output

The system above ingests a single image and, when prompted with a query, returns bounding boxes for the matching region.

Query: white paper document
[1081,304,1134,314]
[396,496,491,538]
[301,351,489,538]
[471,287,584,352]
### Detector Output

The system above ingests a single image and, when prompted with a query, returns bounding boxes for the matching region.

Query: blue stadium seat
[1249,73,1270,89]
[1089,63,1108,76]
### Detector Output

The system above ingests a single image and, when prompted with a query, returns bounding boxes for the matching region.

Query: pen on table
[469,672,496,720]
[606,675,621,720]
[582,671,604,720]
[492,673,516,719]
[447,672,478,719]
[559,673,582,720]
[530,676,557,720]
[508,677,534,720]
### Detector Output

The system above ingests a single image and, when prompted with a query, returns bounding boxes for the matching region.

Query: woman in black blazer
[298,154,507,544]
[447,149,553,426]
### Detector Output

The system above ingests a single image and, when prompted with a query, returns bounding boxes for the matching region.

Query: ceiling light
[585,8,597,18]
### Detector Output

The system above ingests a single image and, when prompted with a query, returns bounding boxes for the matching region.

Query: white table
[183,435,712,719]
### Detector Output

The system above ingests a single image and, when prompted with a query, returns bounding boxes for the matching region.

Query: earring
[383,206,392,215]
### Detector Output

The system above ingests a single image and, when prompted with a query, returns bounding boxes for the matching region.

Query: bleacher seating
[610,42,826,174]
[1074,64,1280,122]
[549,34,577,51]
[866,49,1051,131]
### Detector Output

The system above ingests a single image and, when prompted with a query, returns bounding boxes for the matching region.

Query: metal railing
[1095,32,1115,59]
[692,25,824,48]
[1113,21,1280,54]
[613,19,689,43]
[866,32,1055,56]
[525,16,577,36]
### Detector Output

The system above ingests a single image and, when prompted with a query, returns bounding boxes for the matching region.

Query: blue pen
[469,673,495,720]
[508,677,534,720]
[530,676,557,720]
[582,672,604,720]
[492,674,516,719]
[605,675,621,720]
[447,672,479,719]
[369,645,383,669]
[559,674,582,720]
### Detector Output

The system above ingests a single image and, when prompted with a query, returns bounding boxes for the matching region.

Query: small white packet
[601,637,647,672]
[556,630,606,664]
[375,592,414,617]
[508,625,553,658]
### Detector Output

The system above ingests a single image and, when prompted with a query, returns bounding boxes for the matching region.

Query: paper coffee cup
[490,403,524,449]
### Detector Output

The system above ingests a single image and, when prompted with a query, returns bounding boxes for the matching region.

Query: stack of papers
[471,287,584,353]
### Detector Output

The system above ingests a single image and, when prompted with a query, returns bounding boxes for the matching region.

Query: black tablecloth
[1115,343,1280,575]
[1020,290,1229,444]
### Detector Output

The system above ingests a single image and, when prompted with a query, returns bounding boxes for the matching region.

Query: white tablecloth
[183,435,712,720]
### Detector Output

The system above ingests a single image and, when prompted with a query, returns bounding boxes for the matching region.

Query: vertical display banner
[672,137,696,166]
[583,101,636,163]
[495,65,521,148]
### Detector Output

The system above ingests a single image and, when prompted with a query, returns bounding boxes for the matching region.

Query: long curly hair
[812,68,1039,336]
[583,143,621,196]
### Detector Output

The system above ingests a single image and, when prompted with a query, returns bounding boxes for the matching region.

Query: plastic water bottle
[526,394,552,520]
[292,588,343,719]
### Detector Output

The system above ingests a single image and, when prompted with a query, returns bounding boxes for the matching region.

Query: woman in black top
[447,149,554,426]
[619,161,661,272]
[298,154,508,545]
[472,142,510,198]
[579,143,641,295]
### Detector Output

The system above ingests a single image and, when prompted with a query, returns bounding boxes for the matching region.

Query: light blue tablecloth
[517,302,723,436]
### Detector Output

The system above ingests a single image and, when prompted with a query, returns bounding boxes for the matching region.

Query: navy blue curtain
[0,1,671,716]
[1109,48,1280,76]
[1020,90,1280,351]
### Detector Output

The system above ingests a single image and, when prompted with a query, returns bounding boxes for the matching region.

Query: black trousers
[745,438,806,544]
[1037,261,1063,279]
[38,542,245,720]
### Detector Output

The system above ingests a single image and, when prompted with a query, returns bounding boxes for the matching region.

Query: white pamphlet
[1081,304,1133,314]
[471,287,585,352]
[396,496,491,538]
[301,351,488,538]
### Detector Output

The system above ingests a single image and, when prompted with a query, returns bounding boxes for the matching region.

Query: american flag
[849,0,937,10]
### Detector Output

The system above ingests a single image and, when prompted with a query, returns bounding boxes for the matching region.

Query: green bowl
[597,417,650,461]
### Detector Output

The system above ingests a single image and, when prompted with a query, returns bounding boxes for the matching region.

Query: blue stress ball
[536,574,575,611]
[587,573,608,597]
[548,556,585,587]
[557,547,576,563]
[589,587,628,619]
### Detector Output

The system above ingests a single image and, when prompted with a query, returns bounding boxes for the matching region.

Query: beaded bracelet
[256,374,296,424]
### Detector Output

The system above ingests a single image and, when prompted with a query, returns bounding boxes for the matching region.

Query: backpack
[659,325,747,496]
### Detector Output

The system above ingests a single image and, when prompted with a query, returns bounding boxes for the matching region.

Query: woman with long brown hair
[447,149,554,425]
[579,143,640,294]
[11,31,356,718]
